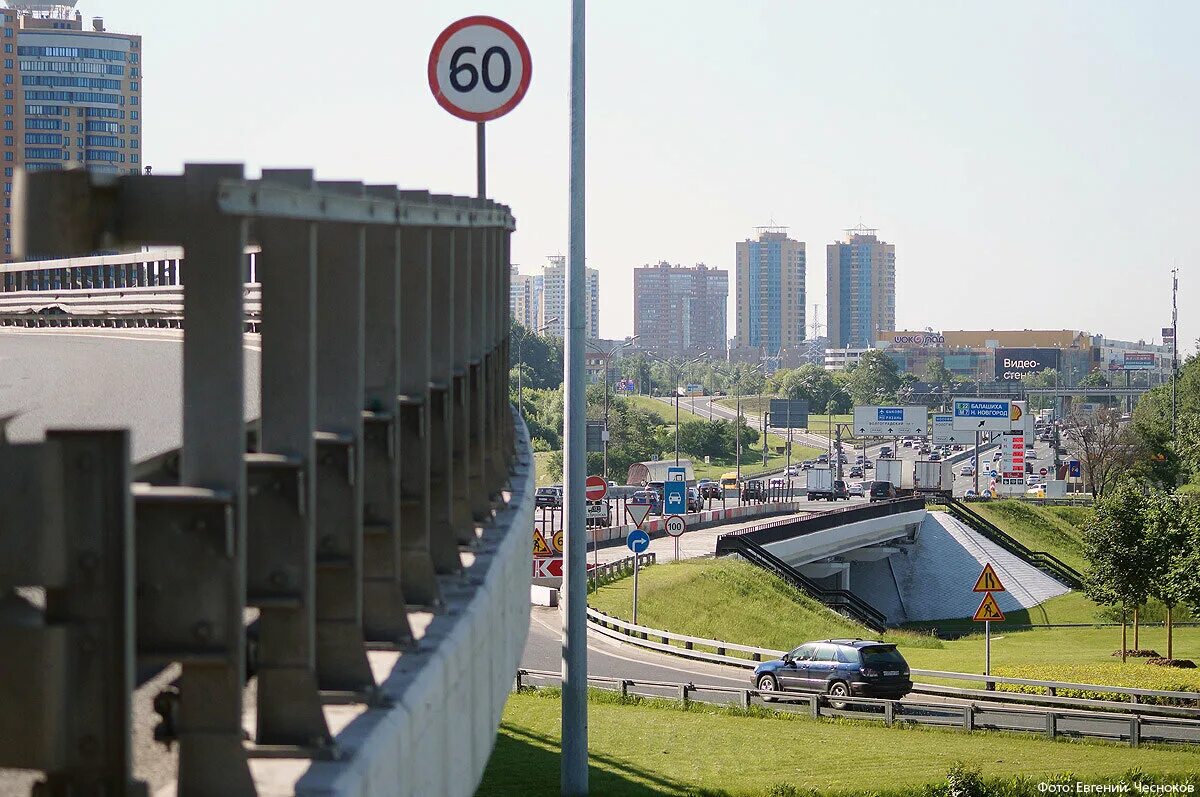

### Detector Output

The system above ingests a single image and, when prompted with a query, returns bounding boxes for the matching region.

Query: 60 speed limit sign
[428,16,532,122]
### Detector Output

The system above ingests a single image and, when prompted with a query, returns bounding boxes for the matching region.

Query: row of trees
[1084,482,1200,660]
[513,380,760,481]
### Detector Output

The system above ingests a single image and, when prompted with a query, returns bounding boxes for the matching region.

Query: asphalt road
[0,327,261,461]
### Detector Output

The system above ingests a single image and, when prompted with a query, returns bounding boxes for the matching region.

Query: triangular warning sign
[972,563,1006,593]
[625,503,652,529]
[532,529,552,557]
[972,592,1006,622]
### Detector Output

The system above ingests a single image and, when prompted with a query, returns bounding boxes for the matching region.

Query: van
[720,472,739,492]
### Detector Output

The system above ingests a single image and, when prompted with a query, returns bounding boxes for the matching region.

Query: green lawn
[589,558,944,654]
[589,558,1200,692]
[969,500,1092,574]
[478,689,1200,796]
[533,450,559,487]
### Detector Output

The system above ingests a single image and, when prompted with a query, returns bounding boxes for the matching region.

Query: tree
[1166,498,1200,629]
[1145,491,1197,661]
[924,356,953,397]
[1020,368,1059,412]
[1082,481,1156,661]
[509,321,564,390]
[847,350,901,406]
[1060,408,1142,498]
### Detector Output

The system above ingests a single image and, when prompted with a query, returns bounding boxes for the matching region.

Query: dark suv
[741,480,766,502]
[869,481,897,502]
[535,486,562,509]
[753,639,912,703]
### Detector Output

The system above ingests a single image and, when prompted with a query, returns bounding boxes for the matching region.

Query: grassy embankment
[589,557,1200,693]
[479,688,1200,796]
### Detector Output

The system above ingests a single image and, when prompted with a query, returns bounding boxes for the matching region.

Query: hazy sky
[92,0,1196,349]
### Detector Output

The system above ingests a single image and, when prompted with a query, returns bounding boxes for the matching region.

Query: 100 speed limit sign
[428,16,532,122]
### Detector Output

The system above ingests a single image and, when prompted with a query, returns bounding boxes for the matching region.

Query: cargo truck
[913,460,953,496]
[873,458,915,496]
[805,466,848,501]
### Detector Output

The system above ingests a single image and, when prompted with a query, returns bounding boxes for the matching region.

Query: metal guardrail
[0,283,263,330]
[0,166,518,796]
[582,609,1200,718]
[514,668,1197,748]
[588,553,656,592]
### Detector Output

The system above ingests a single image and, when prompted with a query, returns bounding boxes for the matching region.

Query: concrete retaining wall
[762,509,926,567]
[249,420,535,797]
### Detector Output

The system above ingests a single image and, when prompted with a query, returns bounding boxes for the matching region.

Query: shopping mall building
[824,329,1173,387]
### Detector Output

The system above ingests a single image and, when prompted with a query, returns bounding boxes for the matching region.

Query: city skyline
[74,1,1195,350]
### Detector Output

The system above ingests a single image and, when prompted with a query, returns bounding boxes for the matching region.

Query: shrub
[994,663,1200,706]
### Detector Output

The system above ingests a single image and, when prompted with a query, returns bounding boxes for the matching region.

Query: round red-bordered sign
[664,515,686,537]
[428,16,532,123]
[585,475,608,502]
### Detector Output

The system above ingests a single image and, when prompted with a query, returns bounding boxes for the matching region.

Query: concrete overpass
[0,167,533,797]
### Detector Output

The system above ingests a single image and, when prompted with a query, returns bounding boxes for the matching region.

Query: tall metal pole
[735,382,742,506]
[1172,268,1179,441]
[602,353,609,479]
[476,122,486,198]
[675,388,680,465]
[561,2,588,793]
[517,335,524,419]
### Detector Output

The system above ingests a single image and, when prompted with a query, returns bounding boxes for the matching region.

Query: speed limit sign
[428,16,532,123]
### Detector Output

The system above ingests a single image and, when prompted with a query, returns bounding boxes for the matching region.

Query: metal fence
[0,166,518,795]
[514,668,1197,747]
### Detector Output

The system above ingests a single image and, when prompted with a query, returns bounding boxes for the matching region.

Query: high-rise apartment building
[826,225,896,349]
[3,2,142,257]
[733,227,806,358]
[539,255,598,339]
[633,261,727,359]
[510,266,536,329]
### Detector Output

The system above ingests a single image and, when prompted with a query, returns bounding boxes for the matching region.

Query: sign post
[428,16,532,198]
[972,563,1007,684]
[626,528,651,624]
[665,514,686,561]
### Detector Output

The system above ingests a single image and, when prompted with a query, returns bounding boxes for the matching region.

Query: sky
[87,0,1197,350]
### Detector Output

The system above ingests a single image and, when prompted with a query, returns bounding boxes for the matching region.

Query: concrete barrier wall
[590,501,807,548]
[762,509,926,567]
[260,419,535,797]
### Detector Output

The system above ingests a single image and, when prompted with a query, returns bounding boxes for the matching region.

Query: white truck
[873,458,914,495]
[913,460,953,495]
[805,466,847,501]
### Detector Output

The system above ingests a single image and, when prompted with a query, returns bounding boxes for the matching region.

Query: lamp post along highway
[647,351,707,466]
[562,3,587,793]
[517,317,557,420]
[587,335,638,479]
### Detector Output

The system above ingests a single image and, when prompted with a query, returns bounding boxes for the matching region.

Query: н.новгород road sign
[951,399,1015,432]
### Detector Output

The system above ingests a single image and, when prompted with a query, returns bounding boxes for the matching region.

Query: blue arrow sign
[626,528,650,553]
[1069,460,1081,478]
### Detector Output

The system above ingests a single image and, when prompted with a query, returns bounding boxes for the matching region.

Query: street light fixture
[647,351,709,465]
[586,335,640,479]
[714,361,764,505]
[517,317,558,419]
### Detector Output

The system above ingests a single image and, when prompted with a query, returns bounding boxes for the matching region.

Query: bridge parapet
[0,166,530,796]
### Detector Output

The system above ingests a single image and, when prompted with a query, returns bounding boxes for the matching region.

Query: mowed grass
[477,689,1200,796]
[589,558,1200,692]
[969,500,1091,574]
[589,558,944,653]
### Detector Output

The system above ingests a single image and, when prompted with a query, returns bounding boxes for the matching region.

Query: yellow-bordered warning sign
[972,563,1006,593]
[972,592,1006,622]
[552,530,564,554]
[532,529,552,557]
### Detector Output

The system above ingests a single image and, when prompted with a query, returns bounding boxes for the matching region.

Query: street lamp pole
[587,335,638,479]
[517,317,557,420]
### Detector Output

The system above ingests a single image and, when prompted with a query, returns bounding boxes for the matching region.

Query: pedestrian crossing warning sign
[532,529,552,557]
[972,592,1005,622]
[972,563,1006,593]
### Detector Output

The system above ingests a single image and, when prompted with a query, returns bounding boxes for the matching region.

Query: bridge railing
[0,166,531,797]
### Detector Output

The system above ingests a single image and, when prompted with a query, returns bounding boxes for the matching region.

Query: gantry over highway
[0,166,534,796]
